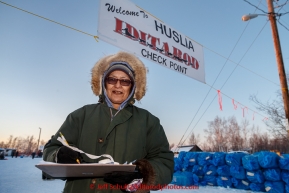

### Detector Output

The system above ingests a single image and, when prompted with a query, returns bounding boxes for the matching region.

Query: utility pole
[267,0,289,127]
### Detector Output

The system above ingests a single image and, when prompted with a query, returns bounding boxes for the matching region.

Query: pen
[59,132,69,145]
[59,132,80,164]
[60,132,80,164]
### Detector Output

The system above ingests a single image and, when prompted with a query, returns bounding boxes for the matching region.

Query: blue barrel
[246,170,265,183]
[257,151,280,169]
[242,154,260,170]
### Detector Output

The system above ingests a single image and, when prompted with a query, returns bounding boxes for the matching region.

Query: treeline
[0,135,47,155]
[199,116,289,153]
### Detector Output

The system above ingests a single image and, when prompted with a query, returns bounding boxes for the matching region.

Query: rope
[0,1,99,42]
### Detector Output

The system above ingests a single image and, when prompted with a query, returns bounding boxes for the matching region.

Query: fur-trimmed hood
[91,51,147,101]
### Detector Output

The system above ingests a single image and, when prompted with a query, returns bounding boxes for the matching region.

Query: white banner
[97,0,205,83]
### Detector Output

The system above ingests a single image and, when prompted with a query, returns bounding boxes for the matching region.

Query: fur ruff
[91,51,147,101]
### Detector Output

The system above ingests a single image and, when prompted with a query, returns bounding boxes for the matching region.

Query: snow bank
[0,156,258,193]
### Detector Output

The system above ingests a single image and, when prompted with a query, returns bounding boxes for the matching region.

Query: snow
[0,157,260,193]
[0,157,65,193]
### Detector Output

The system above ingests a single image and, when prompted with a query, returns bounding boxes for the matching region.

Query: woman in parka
[43,51,174,193]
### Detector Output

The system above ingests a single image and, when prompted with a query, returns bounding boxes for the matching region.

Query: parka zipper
[109,108,121,121]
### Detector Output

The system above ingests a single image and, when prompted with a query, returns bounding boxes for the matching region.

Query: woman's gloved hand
[104,171,143,191]
[56,146,83,164]
[104,159,155,192]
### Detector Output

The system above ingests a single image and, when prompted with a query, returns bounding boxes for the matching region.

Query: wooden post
[267,0,289,133]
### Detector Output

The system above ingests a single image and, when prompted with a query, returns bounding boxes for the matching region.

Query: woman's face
[105,70,132,109]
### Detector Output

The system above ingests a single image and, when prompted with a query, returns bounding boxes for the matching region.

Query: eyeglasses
[105,77,132,86]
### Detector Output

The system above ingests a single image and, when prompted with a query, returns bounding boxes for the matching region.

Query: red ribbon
[232,99,238,110]
[217,90,222,111]
[241,106,248,117]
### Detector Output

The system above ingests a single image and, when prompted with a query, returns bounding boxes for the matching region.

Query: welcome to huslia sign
[97,0,205,83]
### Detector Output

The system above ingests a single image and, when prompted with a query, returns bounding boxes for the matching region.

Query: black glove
[56,146,83,164]
[104,171,143,192]
[104,171,143,185]
[104,159,155,192]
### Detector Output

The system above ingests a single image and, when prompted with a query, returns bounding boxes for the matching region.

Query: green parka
[43,51,174,193]
[43,103,174,193]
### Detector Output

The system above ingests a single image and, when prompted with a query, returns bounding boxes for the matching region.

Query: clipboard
[36,162,136,178]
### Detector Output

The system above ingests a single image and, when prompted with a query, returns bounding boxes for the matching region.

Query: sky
[1,0,289,147]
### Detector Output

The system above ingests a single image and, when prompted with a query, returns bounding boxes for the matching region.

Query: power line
[243,0,268,13]
[180,82,271,147]
[0,0,280,87]
[244,0,289,31]
[182,0,289,148]
[218,21,269,89]
[0,1,99,41]
[0,0,282,150]
[275,0,289,9]
[278,18,289,31]
[276,7,289,31]
[179,19,279,151]
[175,0,268,152]
[182,21,270,145]
[203,46,279,87]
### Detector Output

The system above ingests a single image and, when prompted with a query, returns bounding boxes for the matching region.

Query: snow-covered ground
[0,157,260,193]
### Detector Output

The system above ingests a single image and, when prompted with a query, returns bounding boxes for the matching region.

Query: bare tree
[11,137,18,149]
[203,115,289,153]
[199,141,211,152]
[40,139,46,146]
[204,116,228,152]
[248,125,258,153]
[250,92,288,140]
[187,132,200,145]
[240,119,250,149]
[248,127,272,153]
[25,135,37,154]
[260,133,270,151]
[1,135,49,155]
[15,137,26,152]
[4,135,13,148]
[225,116,242,151]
